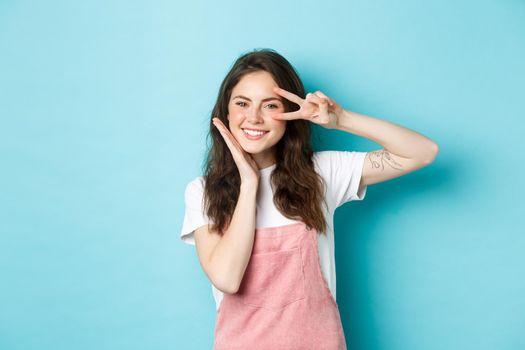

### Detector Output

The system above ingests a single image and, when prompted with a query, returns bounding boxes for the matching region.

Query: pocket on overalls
[238,247,306,310]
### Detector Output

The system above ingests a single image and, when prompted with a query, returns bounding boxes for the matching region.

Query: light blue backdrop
[1,0,523,349]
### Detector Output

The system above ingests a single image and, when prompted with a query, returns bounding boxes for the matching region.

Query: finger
[305,93,329,106]
[312,100,330,125]
[318,99,329,116]
[213,118,243,153]
[271,109,303,120]
[273,86,303,105]
[213,118,239,147]
[213,118,258,173]
[313,91,335,106]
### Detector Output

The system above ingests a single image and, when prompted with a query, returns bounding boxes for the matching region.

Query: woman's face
[227,70,286,167]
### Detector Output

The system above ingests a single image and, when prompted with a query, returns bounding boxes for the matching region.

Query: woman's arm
[195,182,257,294]
[335,109,439,187]
[193,118,261,294]
[272,87,439,188]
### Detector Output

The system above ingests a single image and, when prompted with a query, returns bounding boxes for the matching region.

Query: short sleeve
[314,151,368,209]
[180,177,211,246]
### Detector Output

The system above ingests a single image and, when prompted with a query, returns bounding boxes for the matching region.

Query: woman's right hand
[212,117,260,187]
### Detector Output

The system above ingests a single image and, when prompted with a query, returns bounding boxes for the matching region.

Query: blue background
[1,0,524,349]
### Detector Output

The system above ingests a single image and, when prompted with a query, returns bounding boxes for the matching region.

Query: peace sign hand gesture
[271,87,344,129]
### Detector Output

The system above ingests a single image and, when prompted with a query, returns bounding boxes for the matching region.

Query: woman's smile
[242,128,270,140]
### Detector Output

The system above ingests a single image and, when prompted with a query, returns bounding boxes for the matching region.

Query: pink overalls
[214,222,347,349]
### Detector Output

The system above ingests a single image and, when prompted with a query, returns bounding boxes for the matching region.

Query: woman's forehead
[231,72,279,100]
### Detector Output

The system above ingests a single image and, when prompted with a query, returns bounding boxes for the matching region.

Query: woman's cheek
[264,109,283,122]
[229,111,244,122]
[268,116,286,128]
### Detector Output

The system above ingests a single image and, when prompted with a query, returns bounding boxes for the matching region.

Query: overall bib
[213,222,347,350]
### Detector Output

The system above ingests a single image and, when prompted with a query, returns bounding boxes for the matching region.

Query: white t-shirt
[180,150,368,311]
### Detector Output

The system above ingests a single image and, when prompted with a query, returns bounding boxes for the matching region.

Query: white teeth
[243,129,267,136]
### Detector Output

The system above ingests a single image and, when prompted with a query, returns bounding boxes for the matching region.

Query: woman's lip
[242,129,269,140]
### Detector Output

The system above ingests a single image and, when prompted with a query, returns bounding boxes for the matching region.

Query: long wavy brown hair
[203,48,328,236]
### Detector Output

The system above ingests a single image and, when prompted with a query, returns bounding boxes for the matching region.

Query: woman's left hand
[272,87,344,129]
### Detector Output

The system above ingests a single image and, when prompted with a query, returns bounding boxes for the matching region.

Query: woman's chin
[239,142,263,154]
[242,147,261,155]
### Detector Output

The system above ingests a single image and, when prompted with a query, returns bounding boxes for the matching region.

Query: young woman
[181,49,438,349]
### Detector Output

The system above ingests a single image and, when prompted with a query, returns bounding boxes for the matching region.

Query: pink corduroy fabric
[213,222,347,350]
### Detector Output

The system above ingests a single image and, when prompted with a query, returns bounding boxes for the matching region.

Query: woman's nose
[246,108,263,123]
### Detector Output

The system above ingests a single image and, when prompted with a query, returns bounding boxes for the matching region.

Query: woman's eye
[266,104,278,109]
[236,101,247,107]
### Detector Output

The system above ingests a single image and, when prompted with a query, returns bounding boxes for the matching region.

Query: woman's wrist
[240,180,259,193]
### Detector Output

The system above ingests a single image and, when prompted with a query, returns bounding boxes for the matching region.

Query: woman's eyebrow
[232,95,282,102]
